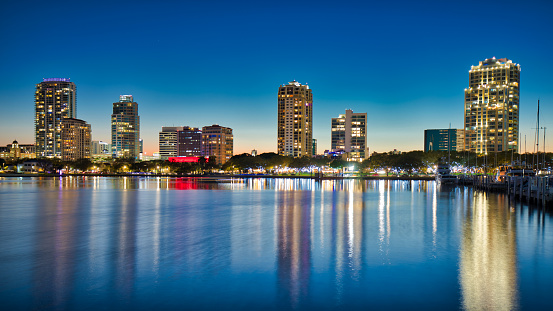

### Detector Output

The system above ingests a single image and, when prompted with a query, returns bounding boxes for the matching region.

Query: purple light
[43,78,71,82]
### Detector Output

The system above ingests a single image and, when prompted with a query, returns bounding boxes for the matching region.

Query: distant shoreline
[0,172,435,181]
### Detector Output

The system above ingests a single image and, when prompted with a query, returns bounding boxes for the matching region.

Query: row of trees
[2,150,551,175]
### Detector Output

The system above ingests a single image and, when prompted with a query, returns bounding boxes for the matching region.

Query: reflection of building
[35,78,76,158]
[424,129,464,152]
[201,125,233,165]
[331,109,368,161]
[276,192,311,309]
[61,118,91,161]
[464,58,520,153]
[277,81,313,158]
[459,194,518,310]
[111,95,140,158]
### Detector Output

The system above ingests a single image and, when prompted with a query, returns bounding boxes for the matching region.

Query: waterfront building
[178,126,202,157]
[61,118,91,161]
[0,141,36,159]
[201,125,233,165]
[91,141,111,156]
[424,129,465,152]
[464,57,520,153]
[312,139,317,156]
[35,78,76,158]
[111,95,140,158]
[331,109,368,162]
[159,126,183,160]
[277,81,313,157]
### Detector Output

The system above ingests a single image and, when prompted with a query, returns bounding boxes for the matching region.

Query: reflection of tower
[276,191,312,309]
[329,182,365,302]
[32,190,82,309]
[459,193,518,310]
[109,190,138,304]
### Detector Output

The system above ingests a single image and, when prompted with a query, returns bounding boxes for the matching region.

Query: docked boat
[436,164,458,184]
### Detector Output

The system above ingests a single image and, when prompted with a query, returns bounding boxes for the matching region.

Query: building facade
[111,95,140,158]
[91,141,111,156]
[159,126,183,160]
[178,126,202,157]
[0,141,36,159]
[331,109,368,161]
[424,129,464,152]
[35,78,76,158]
[61,118,91,161]
[201,125,233,165]
[464,57,520,153]
[277,81,313,157]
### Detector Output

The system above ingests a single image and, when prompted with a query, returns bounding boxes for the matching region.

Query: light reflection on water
[0,177,552,310]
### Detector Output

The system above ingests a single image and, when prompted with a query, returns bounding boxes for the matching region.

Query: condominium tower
[464,57,520,153]
[331,109,368,161]
[61,118,91,161]
[277,81,313,157]
[35,78,76,158]
[111,95,140,158]
[201,125,233,165]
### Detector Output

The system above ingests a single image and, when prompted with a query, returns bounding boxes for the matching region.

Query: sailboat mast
[537,100,540,170]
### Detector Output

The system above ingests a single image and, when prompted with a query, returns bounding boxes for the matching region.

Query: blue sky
[1,0,552,155]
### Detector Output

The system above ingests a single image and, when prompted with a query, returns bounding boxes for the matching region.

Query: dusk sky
[1,0,552,155]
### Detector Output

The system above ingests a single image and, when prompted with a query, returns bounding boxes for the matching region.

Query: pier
[460,175,553,206]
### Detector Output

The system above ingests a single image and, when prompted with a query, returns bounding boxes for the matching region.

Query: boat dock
[459,175,553,206]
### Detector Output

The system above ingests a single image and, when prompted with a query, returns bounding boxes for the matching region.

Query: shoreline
[0,172,435,181]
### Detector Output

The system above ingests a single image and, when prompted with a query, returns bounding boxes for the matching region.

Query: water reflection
[1,177,552,309]
[459,192,519,310]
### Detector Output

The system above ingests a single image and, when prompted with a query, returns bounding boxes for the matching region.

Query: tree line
[2,150,551,175]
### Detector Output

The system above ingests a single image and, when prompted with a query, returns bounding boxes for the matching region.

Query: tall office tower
[277,81,313,157]
[464,57,520,153]
[159,126,183,160]
[312,139,317,156]
[201,125,233,165]
[331,109,368,162]
[178,126,202,157]
[61,118,91,161]
[35,78,76,158]
[424,129,464,152]
[111,95,140,158]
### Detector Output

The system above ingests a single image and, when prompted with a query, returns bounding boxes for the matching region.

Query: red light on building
[168,156,203,163]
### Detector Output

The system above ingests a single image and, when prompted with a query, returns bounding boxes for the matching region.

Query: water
[0,177,552,310]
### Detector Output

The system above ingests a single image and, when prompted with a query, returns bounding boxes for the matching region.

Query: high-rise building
[277,81,313,157]
[312,139,317,156]
[424,129,464,152]
[111,95,140,158]
[178,126,202,157]
[331,109,368,162]
[35,78,76,158]
[201,125,233,165]
[61,118,91,161]
[464,57,520,153]
[159,126,183,160]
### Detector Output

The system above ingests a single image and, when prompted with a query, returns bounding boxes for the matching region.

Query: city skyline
[1,1,552,155]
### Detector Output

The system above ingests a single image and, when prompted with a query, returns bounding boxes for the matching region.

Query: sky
[1,0,552,155]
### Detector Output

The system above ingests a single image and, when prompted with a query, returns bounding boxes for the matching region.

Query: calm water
[0,177,552,310]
